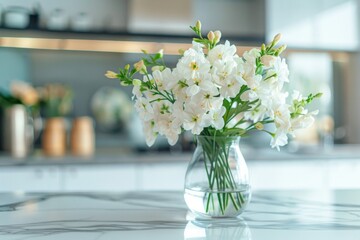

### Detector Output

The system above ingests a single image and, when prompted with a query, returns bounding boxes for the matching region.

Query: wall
[0,49,30,92]
[266,0,358,50]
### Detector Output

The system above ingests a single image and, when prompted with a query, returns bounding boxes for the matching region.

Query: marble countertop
[1,190,359,239]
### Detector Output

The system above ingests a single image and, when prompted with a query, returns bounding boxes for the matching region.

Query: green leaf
[193,38,204,43]
[142,59,151,65]
[153,53,162,60]
[223,98,231,110]
[228,100,256,118]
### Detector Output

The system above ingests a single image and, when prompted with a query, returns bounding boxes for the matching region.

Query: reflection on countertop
[1,144,360,167]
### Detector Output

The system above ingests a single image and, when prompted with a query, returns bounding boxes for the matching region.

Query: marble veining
[0,190,359,239]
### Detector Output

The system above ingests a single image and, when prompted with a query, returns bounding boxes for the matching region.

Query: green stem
[199,135,245,215]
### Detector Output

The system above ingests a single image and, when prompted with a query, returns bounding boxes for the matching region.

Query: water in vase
[184,184,251,218]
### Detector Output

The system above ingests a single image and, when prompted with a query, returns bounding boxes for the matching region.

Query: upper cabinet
[1,0,357,52]
[0,0,266,54]
[127,0,265,40]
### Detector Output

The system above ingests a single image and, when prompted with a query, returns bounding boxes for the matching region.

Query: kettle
[0,105,34,158]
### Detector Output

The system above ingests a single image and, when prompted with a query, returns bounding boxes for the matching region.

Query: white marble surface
[0,190,360,239]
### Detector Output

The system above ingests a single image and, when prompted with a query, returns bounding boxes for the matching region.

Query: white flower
[204,106,226,129]
[244,104,267,122]
[165,68,188,101]
[272,103,291,128]
[273,57,290,85]
[291,90,302,101]
[132,85,142,99]
[291,110,319,130]
[191,85,222,111]
[143,120,157,146]
[186,72,213,96]
[155,112,181,146]
[171,100,186,125]
[212,57,237,84]
[207,41,237,64]
[241,62,262,90]
[152,68,172,91]
[243,48,261,64]
[270,129,288,150]
[115,30,319,152]
[182,102,207,134]
[176,48,211,80]
[134,97,154,121]
[191,40,205,53]
[219,77,243,98]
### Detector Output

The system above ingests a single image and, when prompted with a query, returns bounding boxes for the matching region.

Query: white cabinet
[0,166,61,192]
[61,165,138,192]
[327,159,360,189]
[140,163,187,190]
[1,158,359,192]
[248,160,326,190]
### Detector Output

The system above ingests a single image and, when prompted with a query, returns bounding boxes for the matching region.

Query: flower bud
[151,65,165,72]
[105,70,118,79]
[255,122,264,130]
[260,55,276,67]
[133,79,142,86]
[261,43,266,52]
[124,64,130,70]
[214,30,222,43]
[178,49,185,55]
[276,44,287,56]
[207,31,215,42]
[120,81,129,86]
[272,33,282,45]
[158,49,164,58]
[196,20,201,31]
[134,60,147,74]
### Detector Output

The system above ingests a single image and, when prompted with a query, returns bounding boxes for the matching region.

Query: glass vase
[184,135,251,218]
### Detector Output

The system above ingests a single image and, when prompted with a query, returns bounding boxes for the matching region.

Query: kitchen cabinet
[249,160,327,190]
[327,159,360,189]
[139,163,187,190]
[0,166,61,192]
[0,161,187,192]
[1,157,360,192]
[61,165,138,192]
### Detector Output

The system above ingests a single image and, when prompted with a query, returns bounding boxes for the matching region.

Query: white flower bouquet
[106,21,321,217]
[106,21,320,149]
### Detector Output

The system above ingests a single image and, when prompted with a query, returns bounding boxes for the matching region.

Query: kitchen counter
[1,144,360,167]
[1,190,359,239]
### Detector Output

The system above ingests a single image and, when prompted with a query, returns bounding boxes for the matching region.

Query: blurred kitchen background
[0,0,360,192]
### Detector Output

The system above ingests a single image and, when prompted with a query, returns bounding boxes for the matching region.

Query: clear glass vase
[184,135,251,218]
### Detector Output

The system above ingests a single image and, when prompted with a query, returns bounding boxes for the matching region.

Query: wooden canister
[70,117,94,156]
[42,117,66,157]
